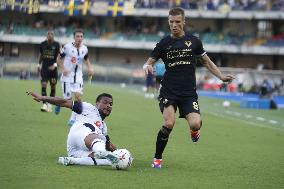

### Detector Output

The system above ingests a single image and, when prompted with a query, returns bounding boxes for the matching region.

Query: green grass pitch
[0,79,284,189]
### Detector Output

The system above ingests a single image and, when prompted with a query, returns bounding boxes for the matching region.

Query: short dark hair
[96,93,113,103]
[73,29,84,37]
[169,7,185,18]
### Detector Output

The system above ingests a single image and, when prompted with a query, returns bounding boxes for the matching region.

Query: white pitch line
[226,110,232,114]
[256,117,265,121]
[245,114,252,118]
[234,112,241,116]
[208,111,284,132]
[269,120,278,124]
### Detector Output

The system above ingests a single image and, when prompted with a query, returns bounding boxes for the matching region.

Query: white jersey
[67,102,108,157]
[60,42,88,84]
[73,102,107,136]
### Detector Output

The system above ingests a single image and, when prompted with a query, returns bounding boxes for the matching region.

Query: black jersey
[39,40,60,70]
[150,33,206,97]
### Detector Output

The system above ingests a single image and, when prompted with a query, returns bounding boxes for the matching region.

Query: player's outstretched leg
[58,157,112,166]
[58,157,72,166]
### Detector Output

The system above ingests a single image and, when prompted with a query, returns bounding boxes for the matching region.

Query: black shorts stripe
[74,65,78,83]
[63,82,66,93]
[90,157,97,165]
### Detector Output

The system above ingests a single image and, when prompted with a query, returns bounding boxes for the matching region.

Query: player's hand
[26,91,43,102]
[106,141,117,152]
[48,64,57,71]
[220,74,235,83]
[87,68,94,77]
[143,63,154,74]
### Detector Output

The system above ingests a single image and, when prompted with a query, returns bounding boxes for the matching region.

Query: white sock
[95,159,112,166]
[70,157,111,166]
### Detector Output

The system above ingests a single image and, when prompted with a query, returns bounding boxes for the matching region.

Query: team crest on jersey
[95,121,101,127]
[71,57,76,64]
[185,41,192,47]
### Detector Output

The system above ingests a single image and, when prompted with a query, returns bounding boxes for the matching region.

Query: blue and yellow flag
[107,1,124,17]
[4,0,39,14]
[63,0,89,16]
[64,0,79,16]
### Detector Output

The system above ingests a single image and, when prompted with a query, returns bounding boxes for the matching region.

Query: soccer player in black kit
[143,7,235,168]
[38,30,60,112]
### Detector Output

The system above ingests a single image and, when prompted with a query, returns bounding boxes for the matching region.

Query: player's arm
[27,91,72,109]
[57,46,69,76]
[201,54,235,82]
[143,57,156,74]
[105,135,117,152]
[143,40,162,74]
[84,56,94,77]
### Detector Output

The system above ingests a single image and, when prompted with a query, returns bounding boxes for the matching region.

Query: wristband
[53,63,58,67]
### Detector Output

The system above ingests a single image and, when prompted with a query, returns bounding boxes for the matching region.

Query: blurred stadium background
[0,0,284,94]
[1,1,284,188]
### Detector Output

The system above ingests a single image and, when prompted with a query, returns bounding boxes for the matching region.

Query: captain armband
[72,101,82,114]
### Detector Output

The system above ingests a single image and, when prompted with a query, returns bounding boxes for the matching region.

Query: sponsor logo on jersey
[71,57,76,64]
[185,41,192,47]
[95,121,101,127]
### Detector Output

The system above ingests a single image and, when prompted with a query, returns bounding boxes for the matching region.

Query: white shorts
[67,121,103,158]
[61,82,83,99]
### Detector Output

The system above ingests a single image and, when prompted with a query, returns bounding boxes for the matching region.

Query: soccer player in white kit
[27,91,119,167]
[56,29,94,126]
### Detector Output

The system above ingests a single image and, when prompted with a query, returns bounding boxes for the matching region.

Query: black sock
[41,87,47,103]
[154,126,172,159]
[50,87,56,97]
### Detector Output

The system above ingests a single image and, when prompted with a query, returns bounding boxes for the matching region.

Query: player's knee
[91,139,106,153]
[190,120,202,131]
[164,119,175,128]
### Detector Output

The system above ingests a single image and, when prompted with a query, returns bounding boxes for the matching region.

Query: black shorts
[41,69,58,85]
[158,94,200,118]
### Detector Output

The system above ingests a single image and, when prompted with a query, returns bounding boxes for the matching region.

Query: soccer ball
[222,100,231,108]
[112,149,133,170]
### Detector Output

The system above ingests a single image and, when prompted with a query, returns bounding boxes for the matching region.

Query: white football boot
[40,103,48,112]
